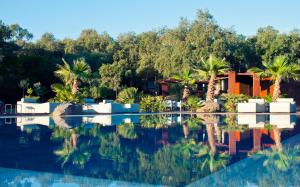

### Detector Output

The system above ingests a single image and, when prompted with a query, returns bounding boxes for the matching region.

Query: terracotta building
[157,71,274,98]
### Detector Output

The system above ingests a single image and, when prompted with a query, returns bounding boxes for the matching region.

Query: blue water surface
[0,114,299,186]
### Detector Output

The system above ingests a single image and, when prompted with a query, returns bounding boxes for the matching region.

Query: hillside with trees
[1,10,300,103]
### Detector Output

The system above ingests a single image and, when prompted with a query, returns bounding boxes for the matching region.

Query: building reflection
[208,114,297,156]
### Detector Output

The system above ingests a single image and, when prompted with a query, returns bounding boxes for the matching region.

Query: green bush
[140,115,170,129]
[117,123,138,139]
[264,94,273,103]
[183,96,203,112]
[80,86,115,100]
[116,87,140,104]
[221,94,249,112]
[140,95,166,112]
[51,83,81,103]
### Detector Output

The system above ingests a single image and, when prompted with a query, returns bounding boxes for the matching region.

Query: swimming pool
[0,114,299,186]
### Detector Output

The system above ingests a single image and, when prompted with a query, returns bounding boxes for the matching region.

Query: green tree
[36,32,62,52]
[99,62,122,97]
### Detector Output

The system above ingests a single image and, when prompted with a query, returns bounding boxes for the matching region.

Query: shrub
[51,84,81,103]
[264,94,273,103]
[197,101,219,113]
[26,87,33,96]
[221,94,249,112]
[140,95,166,112]
[117,123,138,139]
[140,115,170,129]
[116,87,140,104]
[183,96,203,112]
[80,86,115,100]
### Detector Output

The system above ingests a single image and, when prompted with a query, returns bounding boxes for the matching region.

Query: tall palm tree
[194,55,229,102]
[248,55,300,101]
[55,58,91,94]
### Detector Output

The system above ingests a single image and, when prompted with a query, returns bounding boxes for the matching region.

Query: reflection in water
[0,114,299,186]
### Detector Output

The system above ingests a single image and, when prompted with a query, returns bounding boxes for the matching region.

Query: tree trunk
[183,123,189,139]
[206,74,216,102]
[71,132,78,149]
[206,124,216,155]
[272,78,281,102]
[215,125,221,143]
[72,80,78,94]
[273,127,282,151]
[182,86,190,100]
[115,88,118,99]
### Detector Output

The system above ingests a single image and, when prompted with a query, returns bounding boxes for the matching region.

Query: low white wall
[17,102,60,114]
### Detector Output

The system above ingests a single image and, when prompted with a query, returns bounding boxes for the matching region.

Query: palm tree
[194,55,229,102]
[173,68,195,100]
[55,58,91,94]
[18,79,29,98]
[257,127,292,172]
[198,114,219,154]
[173,68,195,87]
[51,83,81,103]
[248,55,300,101]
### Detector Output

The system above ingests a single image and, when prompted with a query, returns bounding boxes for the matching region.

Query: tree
[36,32,62,52]
[194,55,229,102]
[248,55,300,101]
[173,68,196,100]
[18,79,29,98]
[99,62,122,97]
[137,31,160,80]
[54,58,91,94]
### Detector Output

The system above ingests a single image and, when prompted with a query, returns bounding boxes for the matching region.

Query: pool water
[0,114,299,186]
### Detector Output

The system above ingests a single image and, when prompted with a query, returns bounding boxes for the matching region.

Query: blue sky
[1,0,299,40]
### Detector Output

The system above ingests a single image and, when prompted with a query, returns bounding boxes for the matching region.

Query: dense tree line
[1,10,300,103]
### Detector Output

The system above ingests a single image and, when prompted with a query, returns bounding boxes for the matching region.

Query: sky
[1,0,300,40]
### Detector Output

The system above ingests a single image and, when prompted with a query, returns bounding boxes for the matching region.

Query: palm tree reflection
[196,114,230,173]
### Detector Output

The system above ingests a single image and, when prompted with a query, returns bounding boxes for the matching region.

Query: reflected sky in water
[0,114,299,186]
